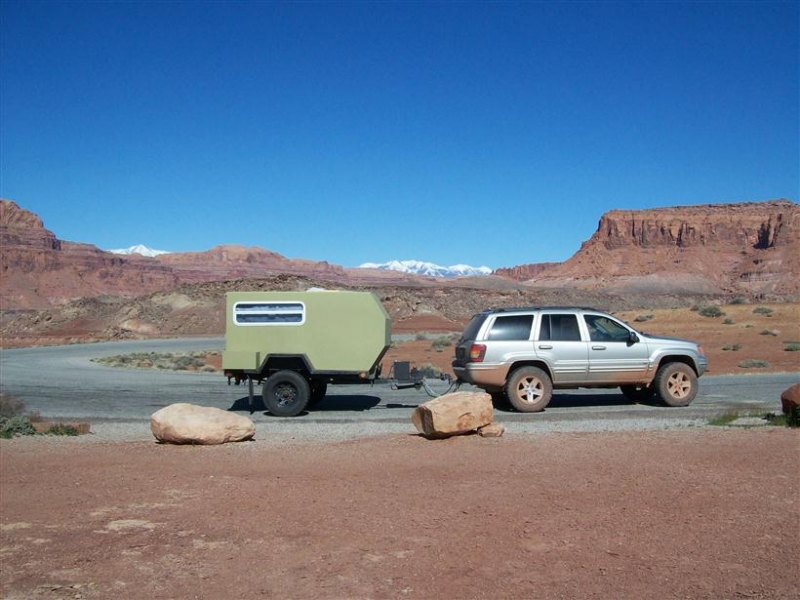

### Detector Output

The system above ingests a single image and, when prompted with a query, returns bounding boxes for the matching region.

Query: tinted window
[487,315,534,341]
[538,314,581,341]
[459,314,488,342]
[583,314,631,342]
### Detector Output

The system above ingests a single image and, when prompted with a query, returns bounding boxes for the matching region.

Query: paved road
[2,339,797,432]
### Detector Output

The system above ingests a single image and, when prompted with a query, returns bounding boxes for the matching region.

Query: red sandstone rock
[150,403,255,445]
[411,392,493,439]
[780,383,800,416]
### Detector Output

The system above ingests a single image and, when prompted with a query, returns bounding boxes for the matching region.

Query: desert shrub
[431,336,453,352]
[634,314,654,323]
[0,393,26,419]
[708,412,740,426]
[415,333,428,341]
[738,359,770,369]
[94,351,213,371]
[417,363,443,378]
[759,329,779,337]
[722,344,741,351]
[729,297,747,305]
[697,306,725,318]
[44,424,80,436]
[752,306,773,315]
[0,415,36,439]
[722,318,735,325]
[174,355,204,370]
[765,411,800,428]
[690,304,701,312]
[784,342,800,352]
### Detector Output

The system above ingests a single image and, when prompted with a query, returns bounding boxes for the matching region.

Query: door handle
[592,345,606,350]
[538,344,553,350]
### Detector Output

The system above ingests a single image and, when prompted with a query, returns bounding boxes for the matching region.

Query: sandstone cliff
[1,200,180,309]
[2,198,798,316]
[0,199,343,309]
[516,200,799,298]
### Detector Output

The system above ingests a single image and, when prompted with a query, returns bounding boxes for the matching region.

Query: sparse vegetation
[0,415,36,439]
[759,329,779,336]
[784,342,800,352]
[708,412,740,426]
[92,351,220,372]
[697,305,725,318]
[0,393,26,419]
[766,411,800,428]
[709,410,799,429]
[0,393,85,438]
[738,359,770,369]
[721,344,741,351]
[722,318,735,325]
[416,363,444,378]
[0,393,35,438]
[752,306,774,316]
[634,314,654,322]
[431,335,454,352]
[42,423,80,436]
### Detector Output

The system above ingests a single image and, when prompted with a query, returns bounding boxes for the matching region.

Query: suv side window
[538,314,582,341]
[486,315,534,341]
[583,314,631,342]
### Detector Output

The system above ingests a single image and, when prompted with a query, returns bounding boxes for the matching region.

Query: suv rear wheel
[505,366,553,412]
[654,362,698,407]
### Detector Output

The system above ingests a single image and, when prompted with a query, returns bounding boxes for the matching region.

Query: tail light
[469,344,487,362]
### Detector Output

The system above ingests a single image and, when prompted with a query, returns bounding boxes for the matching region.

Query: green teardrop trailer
[223,290,391,416]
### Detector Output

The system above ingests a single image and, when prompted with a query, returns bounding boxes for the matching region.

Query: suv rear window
[459,314,488,342]
[487,314,534,341]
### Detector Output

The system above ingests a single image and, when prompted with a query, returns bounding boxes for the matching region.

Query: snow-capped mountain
[357,260,492,278]
[107,244,170,258]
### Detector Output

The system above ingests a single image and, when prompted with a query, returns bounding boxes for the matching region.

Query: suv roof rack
[485,306,602,313]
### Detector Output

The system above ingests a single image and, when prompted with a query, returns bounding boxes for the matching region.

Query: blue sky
[1,1,797,269]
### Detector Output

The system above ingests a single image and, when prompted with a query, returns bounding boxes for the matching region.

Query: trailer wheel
[262,370,310,417]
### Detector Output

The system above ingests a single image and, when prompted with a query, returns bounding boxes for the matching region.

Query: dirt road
[1,428,798,599]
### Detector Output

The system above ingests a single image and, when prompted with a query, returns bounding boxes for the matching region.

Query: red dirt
[1,429,798,599]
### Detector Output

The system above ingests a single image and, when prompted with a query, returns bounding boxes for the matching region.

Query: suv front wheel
[654,362,698,407]
[505,366,553,412]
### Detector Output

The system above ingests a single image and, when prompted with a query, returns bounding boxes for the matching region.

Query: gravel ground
[2,427,798,600]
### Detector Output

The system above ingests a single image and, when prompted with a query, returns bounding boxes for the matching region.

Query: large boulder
[780,383,800,415]
[412,392,493,439]
[151,403,255,445]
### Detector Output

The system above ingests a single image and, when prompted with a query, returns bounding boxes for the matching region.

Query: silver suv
[452,307,707,412]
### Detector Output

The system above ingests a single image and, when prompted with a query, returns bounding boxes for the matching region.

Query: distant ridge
[107,244,170,257]
[358,259,492,278]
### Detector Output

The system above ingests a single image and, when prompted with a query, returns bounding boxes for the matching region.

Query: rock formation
[150,403,255,444]
[411,392,494,439]
[514,200,799,298]
[2,197,798,324]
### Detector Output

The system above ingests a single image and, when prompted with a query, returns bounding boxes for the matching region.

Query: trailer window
[233,302,306,325]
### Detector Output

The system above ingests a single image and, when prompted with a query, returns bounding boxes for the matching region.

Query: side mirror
[629,331,639,345]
